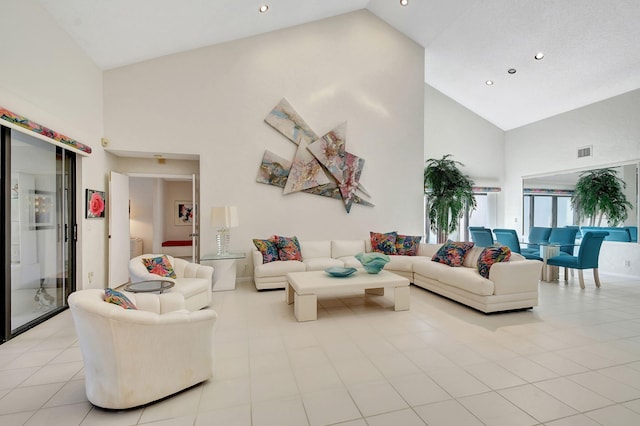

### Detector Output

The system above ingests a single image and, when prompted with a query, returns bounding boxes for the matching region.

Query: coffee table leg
[286,283,294,305]
[365,287,384,296]
[294,292,317,321]
[394,286,410,311]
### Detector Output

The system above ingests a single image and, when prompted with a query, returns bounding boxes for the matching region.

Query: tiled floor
[2,273,640,425]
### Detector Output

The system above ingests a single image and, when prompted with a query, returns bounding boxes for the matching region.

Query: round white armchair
[128,254,213,311]
[68,289,217,409]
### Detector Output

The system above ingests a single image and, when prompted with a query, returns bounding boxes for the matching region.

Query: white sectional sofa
[253,240,542,313]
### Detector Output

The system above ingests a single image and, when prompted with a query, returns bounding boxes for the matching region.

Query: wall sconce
[210,206,239,255]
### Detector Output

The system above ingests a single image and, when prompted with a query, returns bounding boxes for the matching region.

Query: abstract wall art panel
[256,150,291,188]
[258,99,373,213]
[264,98,317,146]
[282,138,330,194]
[307,122,348,183]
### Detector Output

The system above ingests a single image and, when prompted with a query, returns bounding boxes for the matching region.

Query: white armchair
[68,289,217,409]
[129,254,213,311]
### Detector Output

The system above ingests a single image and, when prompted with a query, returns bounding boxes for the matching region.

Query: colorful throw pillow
[395,234,422,256]
[477,245,511,278]
[431,240,475,267]
[275,235,302,261]
[253,236,279,263]
[104,288,137,310]
[370,231,398,255]
[141,255,176,278]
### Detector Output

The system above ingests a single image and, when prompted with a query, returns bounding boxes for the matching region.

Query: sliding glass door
[1,127,76,342]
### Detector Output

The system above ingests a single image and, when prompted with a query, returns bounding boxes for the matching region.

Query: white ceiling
[38,0,640,130]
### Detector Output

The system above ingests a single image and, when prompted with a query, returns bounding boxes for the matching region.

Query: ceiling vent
[577,145,592,158]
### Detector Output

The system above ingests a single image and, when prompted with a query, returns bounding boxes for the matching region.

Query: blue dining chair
[521,227,552,257]
[548,227,579,256]
[493,228,543,260]
[546,231,609,289]
[469,228,494,247]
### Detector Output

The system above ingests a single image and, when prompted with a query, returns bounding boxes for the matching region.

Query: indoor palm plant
[571,168,632,226]
[424,154,476,243]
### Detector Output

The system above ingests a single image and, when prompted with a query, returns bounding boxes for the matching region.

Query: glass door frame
[0,125,77,343]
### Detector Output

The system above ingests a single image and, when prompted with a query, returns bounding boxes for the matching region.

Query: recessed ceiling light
[508,68,517,74]
[485,80,494,86]
[400,0,409,6]
[534,52,545,60]
[259,4,269,13]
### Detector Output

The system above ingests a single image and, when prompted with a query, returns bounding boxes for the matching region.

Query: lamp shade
[210,206,239,228]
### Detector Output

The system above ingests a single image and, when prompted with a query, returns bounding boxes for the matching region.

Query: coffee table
[124,280,175,294]
[286,270,410,321]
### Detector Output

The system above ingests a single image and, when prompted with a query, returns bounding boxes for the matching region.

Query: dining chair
[521,227,552,257]
[469,227,494,247]
[546,231,609,289]
[548,227,579,256]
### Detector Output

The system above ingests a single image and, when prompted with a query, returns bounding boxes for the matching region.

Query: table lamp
[211,206,239,255]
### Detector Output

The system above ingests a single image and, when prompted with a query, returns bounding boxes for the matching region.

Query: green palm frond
[571,168,632,226]
[424,155,476,242]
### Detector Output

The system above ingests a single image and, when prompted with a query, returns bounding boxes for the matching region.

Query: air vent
[577,145,592,158]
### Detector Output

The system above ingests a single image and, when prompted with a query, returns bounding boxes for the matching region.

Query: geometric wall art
[257,98,373,213]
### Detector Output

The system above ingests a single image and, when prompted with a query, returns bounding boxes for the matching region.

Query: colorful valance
[523,188,574,195]
[0,106,92,155]
[472,186,501,193]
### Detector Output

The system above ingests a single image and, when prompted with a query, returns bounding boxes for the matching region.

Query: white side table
[201,252,245,291]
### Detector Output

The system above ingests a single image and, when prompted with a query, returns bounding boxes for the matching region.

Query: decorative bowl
[325,266,357,277]
[355,252,390,274]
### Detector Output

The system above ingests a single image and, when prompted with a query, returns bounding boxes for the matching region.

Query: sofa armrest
[489,260,542,295]
[252,250,264,267]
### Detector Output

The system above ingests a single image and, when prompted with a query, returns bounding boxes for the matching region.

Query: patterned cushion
[253,236,279,263]
[104,288,137,310]
[395,234,422,256]
[275,236,302,261]
[141,255,176,278]
[370,231,398,255]
[431,240,475,267]
[477,245,511,278]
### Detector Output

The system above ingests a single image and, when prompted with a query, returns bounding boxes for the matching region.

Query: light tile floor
[2,273,640,425]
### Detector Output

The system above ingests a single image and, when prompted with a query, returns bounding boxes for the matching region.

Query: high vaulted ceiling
[38,0,640,130]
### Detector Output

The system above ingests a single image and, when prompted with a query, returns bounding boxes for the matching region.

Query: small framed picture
[29,190,55,230]
[86,189,106,219]
[175,201,194,225]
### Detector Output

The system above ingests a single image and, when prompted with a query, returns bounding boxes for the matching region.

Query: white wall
[424,84,506,229]
[103,10,425,275]
[1,0,106,289]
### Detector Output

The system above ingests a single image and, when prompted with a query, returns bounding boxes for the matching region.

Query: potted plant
[424,154,476,243]
[571,168,632,226]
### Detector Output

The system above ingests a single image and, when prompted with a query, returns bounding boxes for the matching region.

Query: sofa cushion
[332,240,366,259]
[437,266,495,296]
[104,288,137,310]
[370,231,398,255]
[300,240,331,259]
[253,237,279,263]
[395,235,422,256]
[276,236,302,261]
[337,256,362,269]
[431,241,474,267]
[418,243,442,258]
[304,257,344,271]
[387,255,422,273]
[142,255,177,278]
[462,245,484,268]
[254,260,305,278]
[477,246,511,278]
